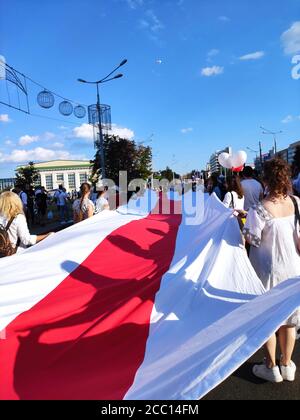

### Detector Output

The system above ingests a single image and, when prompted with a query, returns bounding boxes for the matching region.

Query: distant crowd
[0,182,111,258]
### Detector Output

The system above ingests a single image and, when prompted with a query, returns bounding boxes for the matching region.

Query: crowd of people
[0,183,111,257]
[0,157,299,386]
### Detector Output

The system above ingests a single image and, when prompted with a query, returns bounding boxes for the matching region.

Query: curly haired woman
[242,158,300,383]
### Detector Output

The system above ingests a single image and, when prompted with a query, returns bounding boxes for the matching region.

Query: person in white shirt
[95,187,110,214]
[223,175,245,210]
[54,185,69,224]
[241,166,264,211]
[73,183,95,223]
[0,191,52,255]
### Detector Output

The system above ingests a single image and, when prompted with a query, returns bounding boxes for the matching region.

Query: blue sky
[0,0,299,178]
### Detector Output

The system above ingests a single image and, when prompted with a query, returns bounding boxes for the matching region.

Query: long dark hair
[226,175,244,199]
[80,182,91,209]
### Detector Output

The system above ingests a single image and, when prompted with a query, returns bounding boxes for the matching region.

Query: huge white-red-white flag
[0,191,300,400]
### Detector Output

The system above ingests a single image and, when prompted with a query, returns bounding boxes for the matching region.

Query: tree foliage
[90,135,152,185]
[15,161,39,188]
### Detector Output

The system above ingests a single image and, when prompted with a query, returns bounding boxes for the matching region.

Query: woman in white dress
[73,183,95,223]
[0,191,52,255]
[95,187,110,214]
[223,175,245,210]
[241,158,300,383]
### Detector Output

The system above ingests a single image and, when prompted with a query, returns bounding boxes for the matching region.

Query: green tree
[160,166,180,182]
[90,135,152,185]
[15,161,39,189]
[160,167,173,182]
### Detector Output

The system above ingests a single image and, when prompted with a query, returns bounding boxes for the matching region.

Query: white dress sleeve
[223,192,232,208]
[242,205,267,248]
[16,214,37,246]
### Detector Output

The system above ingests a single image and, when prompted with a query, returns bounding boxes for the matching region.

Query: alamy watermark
[97,172,205,226]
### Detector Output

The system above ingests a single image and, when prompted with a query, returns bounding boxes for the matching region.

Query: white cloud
[43,131,56,140]
[73,123,94,140]
[53,142,65,148]
[281,21,300,55]
[139,19,149,29]
[4,139,13,146]
[201,65,224,77]
[72,123,135,140]
[0,114,11,123]
[239,51,265,61]
[218,16,230,22]
[207,49,220,58]
[126,0,143,9]
[19,134,39,146]
[181,128,193,134]
[0,147,73,163]
[206,49,220,63]
[281,115,300,124]
[109,124,135,139]
[139,9,164,36]
[146,10,164,33]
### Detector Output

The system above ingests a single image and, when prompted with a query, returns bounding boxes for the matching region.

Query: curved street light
[260,126,282,155]
[78,59,128,179]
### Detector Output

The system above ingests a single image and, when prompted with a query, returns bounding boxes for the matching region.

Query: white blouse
[95,196,109,214]
[223,191,245,210]
[72,198,95,220]
[0,213,37,252]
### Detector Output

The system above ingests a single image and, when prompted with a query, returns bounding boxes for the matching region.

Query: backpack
[0,218,17,258]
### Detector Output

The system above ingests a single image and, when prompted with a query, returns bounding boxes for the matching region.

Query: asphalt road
[204,340,300,400]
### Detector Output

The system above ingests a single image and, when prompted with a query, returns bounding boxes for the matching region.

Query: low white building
[22,160,92,192]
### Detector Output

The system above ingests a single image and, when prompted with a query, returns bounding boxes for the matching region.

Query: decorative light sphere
[74,105,86,118]
[37,90,55,109]
[59,100,73,116]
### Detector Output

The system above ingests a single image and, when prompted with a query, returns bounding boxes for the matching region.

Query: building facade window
[45,174,53,190]
[68,173,76,189]
[56,173,64,183]
[0,178,16,191]
[79,173,88,184]
[34,174,41,187]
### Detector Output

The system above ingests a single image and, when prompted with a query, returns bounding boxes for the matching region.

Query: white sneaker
[280,361,296,382]
[252,364,283,383]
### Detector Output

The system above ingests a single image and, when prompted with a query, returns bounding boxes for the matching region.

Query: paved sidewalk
[30,219,73,235]
[204,341,300,400]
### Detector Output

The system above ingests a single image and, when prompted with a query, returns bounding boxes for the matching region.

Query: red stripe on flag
[0,204,181,399]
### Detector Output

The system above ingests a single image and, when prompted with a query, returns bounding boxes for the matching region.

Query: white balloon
[232,151,247,168]
[224,155,233,169]
[218,152,229,167]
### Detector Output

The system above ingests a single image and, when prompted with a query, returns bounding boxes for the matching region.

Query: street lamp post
[260,126,282,156]
[247,146,262,172]
[78,59,127,180]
